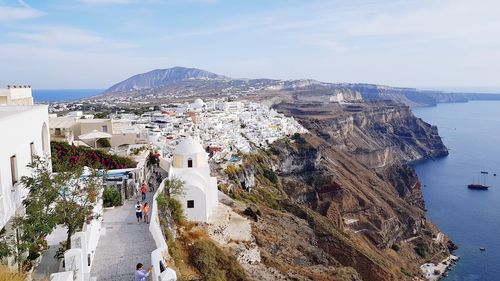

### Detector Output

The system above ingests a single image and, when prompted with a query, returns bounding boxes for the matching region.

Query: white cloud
[10,26,103,46]
[340,0,500,44]
[7,25,138,50]
[78,0,132,4]
[0,2,44,22]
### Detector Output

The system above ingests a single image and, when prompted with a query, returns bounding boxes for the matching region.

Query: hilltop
[100,67,500,107]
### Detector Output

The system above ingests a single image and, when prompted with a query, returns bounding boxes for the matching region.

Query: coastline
[421,255,459,281]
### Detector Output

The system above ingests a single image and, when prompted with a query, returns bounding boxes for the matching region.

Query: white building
[168,138,218,222]
[0,104,51,230]
[0,85,34,106]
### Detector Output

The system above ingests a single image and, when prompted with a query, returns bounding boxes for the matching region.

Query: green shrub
[263,169,278,185]
[414,246,426,258]
[94,112,107,119]
[291,133,305,144]
[157,194,185,224]
[167,197,184,224]
[307,174,332,188]
[103,187,122,207]
[189,239,247,281]
[0,241,9,259]
[96,138,111,148]
[391,244,400,252]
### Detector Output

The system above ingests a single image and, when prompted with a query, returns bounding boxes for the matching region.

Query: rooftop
[0,105,46,119]
[174,138,205,155]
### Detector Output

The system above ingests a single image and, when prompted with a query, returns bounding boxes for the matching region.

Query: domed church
[168,138,218,222]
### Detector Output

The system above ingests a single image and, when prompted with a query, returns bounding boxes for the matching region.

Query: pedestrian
[143,202,150,224]
[148,177,154,192]
[156,175,162,187]
[140,182,147,201]
[148,176,155,192]
[135,201,143,223]
[135,263,152,281]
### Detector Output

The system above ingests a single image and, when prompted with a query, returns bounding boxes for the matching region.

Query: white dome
[174,138,205,155]
[193,98,204,106]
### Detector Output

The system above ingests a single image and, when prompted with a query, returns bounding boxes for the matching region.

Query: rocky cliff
[217,100,451,281]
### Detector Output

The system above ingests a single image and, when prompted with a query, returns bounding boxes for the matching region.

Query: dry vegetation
[0,266,25,281]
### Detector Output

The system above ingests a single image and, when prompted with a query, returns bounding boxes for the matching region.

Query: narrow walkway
[90,191,156,280]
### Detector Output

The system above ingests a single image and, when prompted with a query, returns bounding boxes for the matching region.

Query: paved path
[90,191,156,281]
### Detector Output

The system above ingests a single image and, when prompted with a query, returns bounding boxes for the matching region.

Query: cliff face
[219,100,451,281]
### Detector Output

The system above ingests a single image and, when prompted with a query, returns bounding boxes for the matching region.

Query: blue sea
[413,101,500,281]
[32,89,103,102]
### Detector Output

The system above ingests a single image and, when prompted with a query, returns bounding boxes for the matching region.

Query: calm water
[32,89,103,102]
[413,101,500,281]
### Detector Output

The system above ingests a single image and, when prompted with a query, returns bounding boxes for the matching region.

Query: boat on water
[468,176,490,190]
[468,184,489,190]
[480,171,489,174]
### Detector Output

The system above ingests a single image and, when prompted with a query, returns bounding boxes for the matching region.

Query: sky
[1,0,500,91]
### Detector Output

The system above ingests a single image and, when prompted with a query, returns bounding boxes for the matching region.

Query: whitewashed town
[0,85,308,281]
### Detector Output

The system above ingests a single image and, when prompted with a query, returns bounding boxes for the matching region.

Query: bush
[391,244,400,252]
[51,141,136,172]
[189,239,247,281]
[94,112,107,119]
[103,187,122,207]
[414,246,426,258]
[263,169,278,185]
[291,133,305,144]
[157,194,184,224]
[96,138,111,148]
[167,197,184,224]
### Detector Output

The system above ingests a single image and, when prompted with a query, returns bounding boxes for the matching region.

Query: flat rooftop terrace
[0,105,47,119]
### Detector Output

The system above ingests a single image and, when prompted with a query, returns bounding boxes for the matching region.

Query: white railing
[149,176,177,281]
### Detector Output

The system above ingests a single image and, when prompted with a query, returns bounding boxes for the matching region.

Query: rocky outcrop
[219,100,451,281]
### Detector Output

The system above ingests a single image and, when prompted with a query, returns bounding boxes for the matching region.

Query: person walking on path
[140,182,147,201]
[135,263,152,281]
[135,201,143,223]
[148,176,155,192]
[156,174,162,189]
[143,202,150,224]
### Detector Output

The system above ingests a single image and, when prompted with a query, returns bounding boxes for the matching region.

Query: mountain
[104,67,228,93]
[101,67,500,107]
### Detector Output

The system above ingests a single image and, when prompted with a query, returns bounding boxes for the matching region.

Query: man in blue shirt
[135,263,153,281]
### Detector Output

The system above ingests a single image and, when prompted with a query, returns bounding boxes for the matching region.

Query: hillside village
[48,98,307,164]
[0,85,308,281]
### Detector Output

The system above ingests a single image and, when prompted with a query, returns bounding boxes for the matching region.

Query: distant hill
[104,67,228,93]
[101,66,500,106]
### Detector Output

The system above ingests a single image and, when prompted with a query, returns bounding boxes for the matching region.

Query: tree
[163,177,185,197]
[20,157,59,240]
[16,156,101,268]
[54,167,100,247]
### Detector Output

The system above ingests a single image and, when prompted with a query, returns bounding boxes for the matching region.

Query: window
[102,125,108,132]
[10,155,18,186]
[30,142,35,163]
[55,128,62,136]
[187,200,194,208]
[187,158,193,168]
